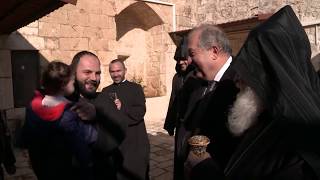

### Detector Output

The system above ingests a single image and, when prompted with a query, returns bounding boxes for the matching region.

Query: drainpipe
[139,0,176,31]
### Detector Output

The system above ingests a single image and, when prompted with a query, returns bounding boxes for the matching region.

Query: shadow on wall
[0,31,51,148]
[115,1,164,41]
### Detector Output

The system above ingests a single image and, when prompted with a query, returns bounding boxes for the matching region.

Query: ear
[210,46,220,60]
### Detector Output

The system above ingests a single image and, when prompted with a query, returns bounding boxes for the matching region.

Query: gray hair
[191,24,232,55]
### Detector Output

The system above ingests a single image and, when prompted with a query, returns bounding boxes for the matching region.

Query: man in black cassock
[164,35,194,136]
[69,51,128,180]
[163,35,202,180]
[184,5,320,180]
[101,59,149,180]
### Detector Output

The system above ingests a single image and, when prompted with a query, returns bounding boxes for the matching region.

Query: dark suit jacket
[101,81,149,180]
[185,65,239,168]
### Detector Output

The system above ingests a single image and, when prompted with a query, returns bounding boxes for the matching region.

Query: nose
[89,73,97,81]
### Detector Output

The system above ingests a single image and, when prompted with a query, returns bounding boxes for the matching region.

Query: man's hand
[114,98,122,110]
[71,99,96,121]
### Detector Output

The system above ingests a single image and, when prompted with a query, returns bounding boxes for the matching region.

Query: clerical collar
[214,56,232,82]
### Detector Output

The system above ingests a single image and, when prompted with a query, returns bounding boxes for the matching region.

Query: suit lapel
[183,85,206,121]
[183,65,236,122]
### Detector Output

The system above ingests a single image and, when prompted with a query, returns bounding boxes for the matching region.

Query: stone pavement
[4,118,175,180]
[146,119,174,180]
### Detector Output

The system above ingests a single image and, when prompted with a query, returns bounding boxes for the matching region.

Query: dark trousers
[174,124,191,180]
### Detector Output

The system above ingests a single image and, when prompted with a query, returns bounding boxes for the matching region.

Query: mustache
[86,80,99,87]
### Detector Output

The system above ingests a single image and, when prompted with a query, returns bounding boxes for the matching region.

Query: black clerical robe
[101,80,149,180]
[190,5,320,180]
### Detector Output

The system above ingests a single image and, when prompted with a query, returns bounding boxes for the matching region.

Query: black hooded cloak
[225,5,320,179]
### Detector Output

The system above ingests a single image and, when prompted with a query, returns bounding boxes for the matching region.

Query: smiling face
[188,30,215,81]
[109,61,126,84]
[177,56,192,72]
[75,55,101,97]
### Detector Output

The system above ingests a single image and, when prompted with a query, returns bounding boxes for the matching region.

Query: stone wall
[171,0,320,67]
[3,1,320,179]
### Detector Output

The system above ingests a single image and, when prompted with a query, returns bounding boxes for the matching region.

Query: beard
[228,86,263,136]
[76,79,99,99]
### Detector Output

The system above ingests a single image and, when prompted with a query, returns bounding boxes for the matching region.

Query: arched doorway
[115,1,170,97]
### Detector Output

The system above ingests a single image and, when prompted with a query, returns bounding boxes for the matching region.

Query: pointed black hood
[234,5,320,128]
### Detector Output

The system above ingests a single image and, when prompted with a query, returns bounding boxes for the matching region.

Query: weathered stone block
[0,78,14,109]
[83,27,103,39]
[88,14,109,28]
[39,49,53,61]
[89,38,109,51]
[59,38,88,50]
[96,50,117,65]
[49,50,78,63]
[39,22,61,37]
[45,38,59,49]
[26,21,39,28]
[101,0,116,16]
[39,9,68,24]
[18,26,39,36]
[67,10,89,26]
[60,25,84,38]
[0,50,11,77]
[24,35,45,49]
[102,28,116,40]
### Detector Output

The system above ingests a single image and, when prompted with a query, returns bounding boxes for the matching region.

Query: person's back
[24,101,74,180]
[22,61,96,180]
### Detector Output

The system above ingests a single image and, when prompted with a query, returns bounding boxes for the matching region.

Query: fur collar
[228,86,262,136]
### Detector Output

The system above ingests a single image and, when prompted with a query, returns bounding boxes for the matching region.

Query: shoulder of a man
[127,80,143,89]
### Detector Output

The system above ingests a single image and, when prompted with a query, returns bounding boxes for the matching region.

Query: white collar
[42,95,70,107]
[214,56,232,82]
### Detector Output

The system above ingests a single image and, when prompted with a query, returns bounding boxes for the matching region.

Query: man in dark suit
[184,5,320,180]
[70,51,129,180]
[182,24,238,179]
[100,59,149,180]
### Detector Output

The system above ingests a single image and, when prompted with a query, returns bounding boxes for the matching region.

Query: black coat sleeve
[122,84,146,126]
[164,74,180,135]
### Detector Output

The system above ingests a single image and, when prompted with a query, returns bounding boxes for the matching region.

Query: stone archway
[115,1,170,97]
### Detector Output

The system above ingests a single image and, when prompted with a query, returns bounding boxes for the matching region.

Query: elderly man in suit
[184,5,320,180]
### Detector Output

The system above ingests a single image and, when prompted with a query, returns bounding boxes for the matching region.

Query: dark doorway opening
[11,50,39,107]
